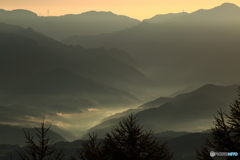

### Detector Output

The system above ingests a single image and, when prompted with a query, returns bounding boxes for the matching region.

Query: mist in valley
[0,2,240,159]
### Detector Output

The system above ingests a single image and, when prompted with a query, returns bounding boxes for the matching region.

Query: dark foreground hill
[0,124,66,147]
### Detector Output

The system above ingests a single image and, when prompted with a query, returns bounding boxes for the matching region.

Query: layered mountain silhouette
[1,4,240,159]
[4,68,139,108]
[0,22,159,99]
[0,23,164,139]
[84,84,238,138]
[177,3,240,23]
[0,10,140,40]
[62,3,240,88]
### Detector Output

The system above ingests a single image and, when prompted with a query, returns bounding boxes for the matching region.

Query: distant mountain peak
[220,2,239,8]
[213,2,240,11]
[8,9,38,17]
[183,2,240,22]
[80,10,115,16]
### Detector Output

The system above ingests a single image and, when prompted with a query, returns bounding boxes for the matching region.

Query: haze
[1,1,240,159]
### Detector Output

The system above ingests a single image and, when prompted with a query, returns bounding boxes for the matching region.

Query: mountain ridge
[0,9,140,39]
[143,12,188,23]
[84,84,238,138]
[0,23,160,99]
[62,2,240,89]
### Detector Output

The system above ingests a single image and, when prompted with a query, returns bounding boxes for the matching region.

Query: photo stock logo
[210,151,238,157]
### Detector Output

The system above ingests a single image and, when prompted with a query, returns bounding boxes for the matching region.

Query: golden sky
[1,0,239,20]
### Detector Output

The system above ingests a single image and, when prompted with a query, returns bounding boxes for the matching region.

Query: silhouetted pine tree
[197,86,240,160]
[103,114,172,160]
[76,133,104,160]
[196,144,214,160]
[18,119,65,160]
[76,114,172,160]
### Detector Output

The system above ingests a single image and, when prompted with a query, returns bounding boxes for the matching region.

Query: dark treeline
[5,115,172,160]
[4,87,240,160]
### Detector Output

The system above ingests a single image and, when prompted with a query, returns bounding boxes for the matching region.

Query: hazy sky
[1,0,239,20]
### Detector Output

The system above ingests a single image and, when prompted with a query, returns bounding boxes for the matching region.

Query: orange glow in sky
[1,0,240,20]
